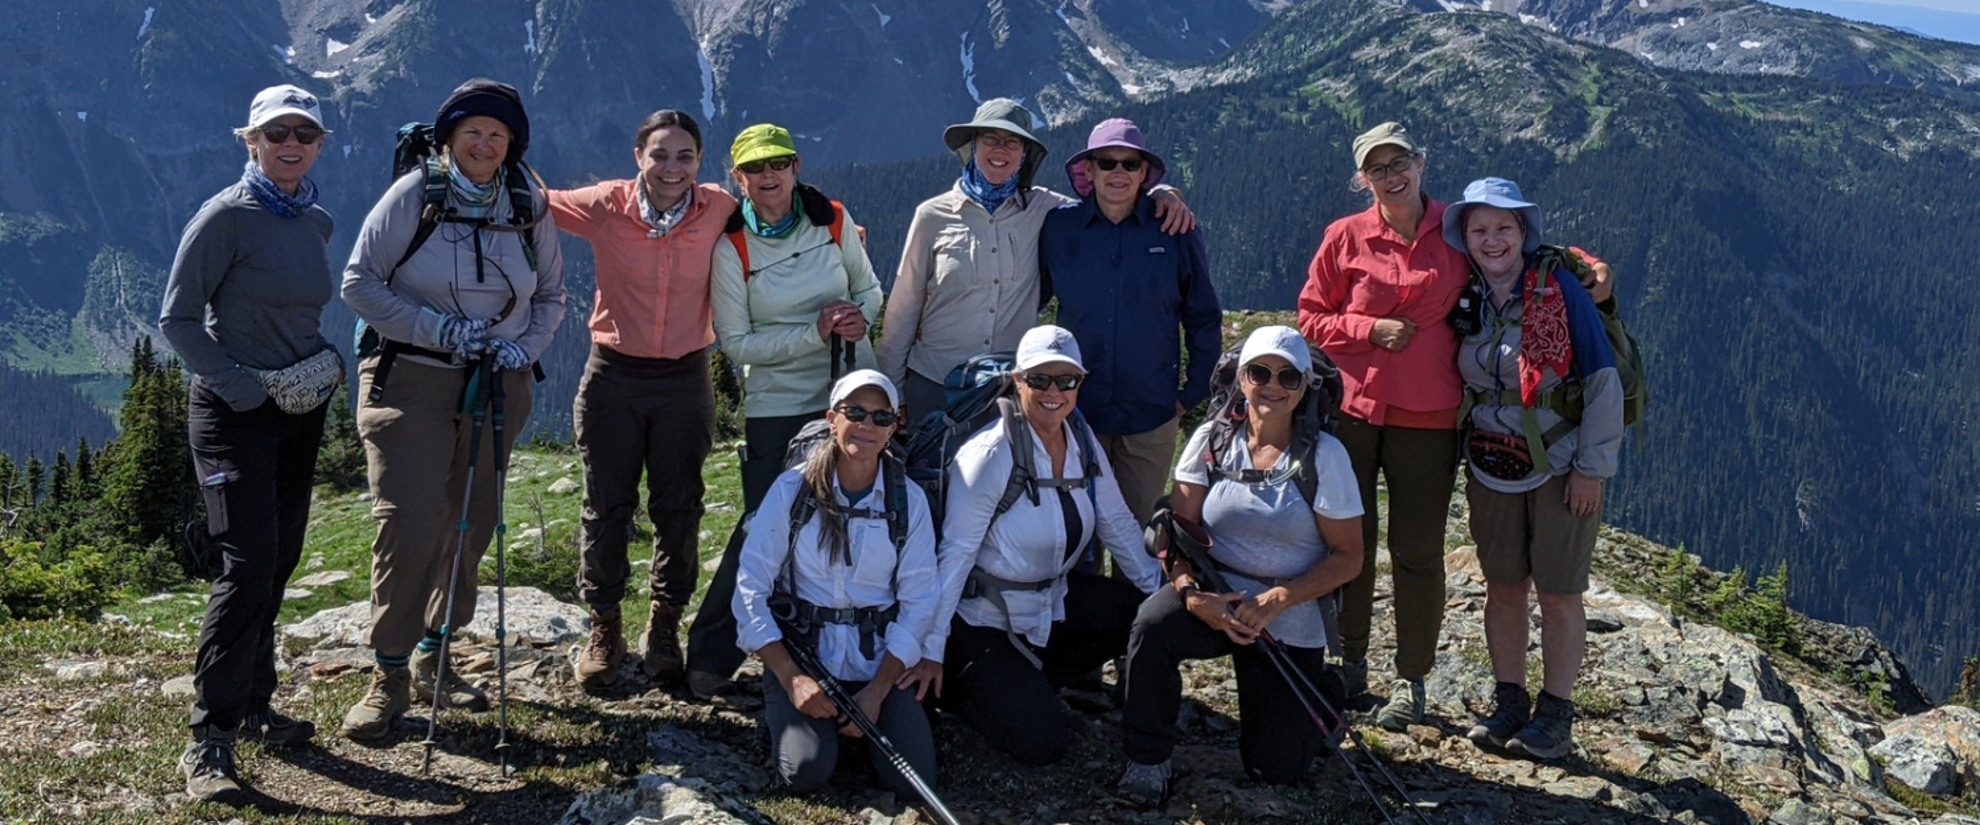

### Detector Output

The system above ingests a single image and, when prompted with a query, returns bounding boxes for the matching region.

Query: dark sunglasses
[835,404,899,428]
[1021,373,1083,392]
[1090,157,1145,172]
[737,156,795,174]
[259,124,325,145]
[1242,364,1306,391]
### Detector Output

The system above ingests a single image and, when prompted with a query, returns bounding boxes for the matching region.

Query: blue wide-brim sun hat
[1442,177,1545,254]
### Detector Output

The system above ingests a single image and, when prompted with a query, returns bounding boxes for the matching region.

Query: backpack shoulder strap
[884,456,909,554]
[994,396,1039,516]
[391,160,452,279]
[1071,410,1101,512]
[503,161,539,273]
[827,200,846,247]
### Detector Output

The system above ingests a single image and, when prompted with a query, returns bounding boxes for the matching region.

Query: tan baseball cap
[1352,121,1416,169]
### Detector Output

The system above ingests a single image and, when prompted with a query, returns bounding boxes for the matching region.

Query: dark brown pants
[574,345,716,610]
[1332,416,1459,680]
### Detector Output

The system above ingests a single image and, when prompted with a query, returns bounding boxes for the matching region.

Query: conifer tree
[48,451,72,509]
[0,453,16,510]
[22,456,43,507]
[102,337,193,551]
[73,438,98,502]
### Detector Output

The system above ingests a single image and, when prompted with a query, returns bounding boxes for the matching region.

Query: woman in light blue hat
[1443,177,1623,760]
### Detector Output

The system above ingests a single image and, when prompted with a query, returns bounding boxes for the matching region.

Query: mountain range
[2,0,1978,700]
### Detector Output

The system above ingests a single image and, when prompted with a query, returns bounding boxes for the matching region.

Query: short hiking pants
[574,345,716,611]
[1466,473,1600,595]
[1332,415,1459,680]
[356,357,533,656]
[187,382,327,730]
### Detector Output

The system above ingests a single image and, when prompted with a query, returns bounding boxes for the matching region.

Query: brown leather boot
[575,607,625,693]
[640,602,685,686]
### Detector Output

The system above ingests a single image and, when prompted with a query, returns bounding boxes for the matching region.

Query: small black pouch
[1467,430,1534,481]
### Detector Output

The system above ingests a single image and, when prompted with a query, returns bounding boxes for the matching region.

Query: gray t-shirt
[1173,420,1363,648]
[159,182,334,411]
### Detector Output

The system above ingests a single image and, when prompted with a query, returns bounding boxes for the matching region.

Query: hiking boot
[639,603,685,686]
[688,669,762,710]
[412,647,491,712]
[1339,658,1369,699]
[1508,691,1576,760]
[1466,682,1533,750]
[341,664,411,742]
[241,707,316,747]
[577,607,627,692]
[1376,677,1425,731]
[180,723,244,804]
[1115,758,1173,808]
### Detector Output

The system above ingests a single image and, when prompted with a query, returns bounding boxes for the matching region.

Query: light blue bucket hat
[1442,177,1545,254]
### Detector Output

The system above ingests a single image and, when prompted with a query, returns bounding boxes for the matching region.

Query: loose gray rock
[557,772,748,825]
[292,570,352,588]
[284,587,588,648]
[1869,734,1958,796]
[44,660,107,681]
[162,674,196,698]
[283,587,312,600]
[547,477,580,495]
[1769,798,1834,825]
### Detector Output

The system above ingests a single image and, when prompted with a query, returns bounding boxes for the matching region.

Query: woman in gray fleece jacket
[337,78,566,741]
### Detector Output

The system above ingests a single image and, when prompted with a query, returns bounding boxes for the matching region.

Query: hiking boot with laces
[1466,682,1533,750]
[1376,676,1426,731]
[180,723,244,804]
[1508,690,1576,760]
[1115,758,1173,808]
[687,669,762,710]
[411,646,490,711]
[576,607,627,692]
[341,664,411,742]
[1339,658,1369,699]
[242,706,315,747]
[640,603,685,686]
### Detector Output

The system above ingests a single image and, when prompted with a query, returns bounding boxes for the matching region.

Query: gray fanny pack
[252,348,344,415]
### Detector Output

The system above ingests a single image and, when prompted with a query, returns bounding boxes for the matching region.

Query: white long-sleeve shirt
[926,415,1163,660]
[733,467,940,682]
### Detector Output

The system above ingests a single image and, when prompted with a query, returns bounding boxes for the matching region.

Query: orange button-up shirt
[547,180,737,360]
[1298,199,1469,428]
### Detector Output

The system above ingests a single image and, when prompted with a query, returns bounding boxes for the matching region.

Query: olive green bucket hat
[943,98,1047,193]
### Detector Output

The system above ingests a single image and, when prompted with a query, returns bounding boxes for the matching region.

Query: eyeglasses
[835,404,899,428]
[1242,364,1306,391]
[1090,156,1145,172]
[976,133,1026,152]
[1021,373,1083,392]
[737,156,795,175]
[259,124,325,145]
[1361,154,1415,182]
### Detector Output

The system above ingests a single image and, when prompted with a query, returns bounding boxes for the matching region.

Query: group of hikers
[158,77,1626,812]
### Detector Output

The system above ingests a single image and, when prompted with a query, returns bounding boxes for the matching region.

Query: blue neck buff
[240,161,319,219]
[447,161,504,218]
[959,150,1023,214]
[741,196,803,239]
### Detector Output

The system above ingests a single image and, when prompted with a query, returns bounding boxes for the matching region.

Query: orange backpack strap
[727,229,754,283]
[827,200,846,247]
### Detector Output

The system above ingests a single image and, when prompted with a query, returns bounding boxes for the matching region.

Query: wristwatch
[1176,580,1201,600]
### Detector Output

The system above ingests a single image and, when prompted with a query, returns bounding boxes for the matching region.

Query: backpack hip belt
[770,593,900,660]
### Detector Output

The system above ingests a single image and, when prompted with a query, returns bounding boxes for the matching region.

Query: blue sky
[1764,0,1980,44]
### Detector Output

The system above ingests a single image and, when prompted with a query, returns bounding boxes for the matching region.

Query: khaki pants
[1332,416,1459,680]
[356,358,533,656]
[1467,474,1600,595]
[1095,415,1181,576]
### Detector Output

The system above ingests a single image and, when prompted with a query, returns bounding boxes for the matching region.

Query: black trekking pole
[422,356,494,775]
[489,362,513,774]
[783,640,961,825]
[829,335,855,382]
[1161,512,1432,825]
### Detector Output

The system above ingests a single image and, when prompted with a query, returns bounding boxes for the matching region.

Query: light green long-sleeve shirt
[710,205,883,418]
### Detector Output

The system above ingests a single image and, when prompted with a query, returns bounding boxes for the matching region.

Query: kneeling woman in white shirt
[1116,326,1366,805]
[900,325,1163,765]
[733,370,941,793]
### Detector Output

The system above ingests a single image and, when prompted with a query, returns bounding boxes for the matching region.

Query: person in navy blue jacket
[1444,177,1622,761]
[1039,118,1222,551]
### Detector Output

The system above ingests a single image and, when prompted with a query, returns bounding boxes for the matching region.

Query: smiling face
[973,129,1025,187]
[828,386,898,463]
[730,154,801,220]
[1463,205,1527,281]
[1358,144,1422,213]
[248,115,324,194]
[1085,147,1149,213]
[636,126,699,208]
[1015,366,1082,433]
[447,115,512,185]
[1240,354,1305,425]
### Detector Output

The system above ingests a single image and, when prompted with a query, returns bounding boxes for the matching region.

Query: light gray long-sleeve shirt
[158,182,334,411]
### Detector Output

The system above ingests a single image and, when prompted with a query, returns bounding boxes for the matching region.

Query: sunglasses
[1021,373,1083,392]
[737,156,795,174]
[1361,154,1415,182]
[1242,364,1307,391]
[835,404,899,428]
[1090,156,1145,172]
[259,124,325,145]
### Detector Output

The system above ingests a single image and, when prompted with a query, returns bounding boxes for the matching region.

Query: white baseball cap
[1238,325,1312,374]
[828,369,901,410]
[246,84,326,131]
[1014,325,1085,372]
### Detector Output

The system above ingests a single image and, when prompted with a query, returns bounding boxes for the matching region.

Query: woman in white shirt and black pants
[732,370,941,793]
[899,325,1163,765]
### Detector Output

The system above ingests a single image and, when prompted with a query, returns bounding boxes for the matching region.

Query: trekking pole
[784,639,961,825]
[422,356,494,775]
[489,362,512,775]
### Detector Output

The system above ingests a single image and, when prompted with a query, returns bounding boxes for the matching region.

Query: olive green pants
[1332,416,1459,680]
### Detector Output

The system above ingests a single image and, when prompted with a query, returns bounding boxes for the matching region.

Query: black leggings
[1121,584,1337,783]
[939,572,1145,765]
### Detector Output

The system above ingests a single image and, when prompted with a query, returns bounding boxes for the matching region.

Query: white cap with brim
[829,369,901,410]
[1014,325,1085,372]
[1238,325,1312,375]
[247,84,326,131]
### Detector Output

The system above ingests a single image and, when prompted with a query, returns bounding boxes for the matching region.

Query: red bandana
[1520,266,1573,407]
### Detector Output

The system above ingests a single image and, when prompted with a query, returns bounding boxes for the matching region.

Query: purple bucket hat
[1064,117,1167,198]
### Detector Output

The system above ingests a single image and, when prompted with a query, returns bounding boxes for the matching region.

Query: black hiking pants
[187,384,327,731]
